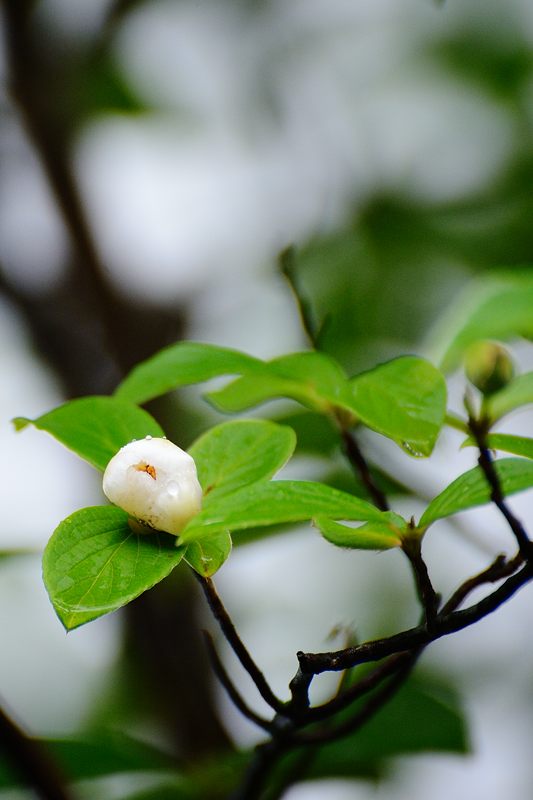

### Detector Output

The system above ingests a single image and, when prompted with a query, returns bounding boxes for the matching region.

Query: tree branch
[195,575,285,714]
[469,417,532,557]
[203,632,273,734]
[303,651,410,723]
[296,651,419,745]
[402,535,440,627]
[440,551,523,615]
[298,561,533,674]
[229,738,291,800]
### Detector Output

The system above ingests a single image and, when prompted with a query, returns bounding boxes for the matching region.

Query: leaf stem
[445,412,469,433]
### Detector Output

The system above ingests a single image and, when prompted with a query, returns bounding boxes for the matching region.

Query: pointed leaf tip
[43,506,185,629]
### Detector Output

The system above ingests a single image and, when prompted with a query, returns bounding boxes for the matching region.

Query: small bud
[464,340,515,396]
[103,438,202,535]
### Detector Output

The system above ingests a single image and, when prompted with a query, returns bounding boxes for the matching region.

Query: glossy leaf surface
[115,342,263,405]
[14,397,164,471]
[345,357,447,456]
[420,458,533,528]
[463,433,533,460]
[207,351,347,414]
[315,512,405,550]
[188,419,296,500]
[43,506,185,630]
[180,480,383,543]
[184,533,232,577]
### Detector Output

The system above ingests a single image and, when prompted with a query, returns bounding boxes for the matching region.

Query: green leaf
[463,433,533,460]
[322,466,410,500]
[486,371,533,421]
[309,675,468,778]
[188,420,296,500]
[0,732,177,789]
[419,458,533,528]
[14,397,164,471]
[43,506,185,630]
[429,269,533,372]
[207,351,348,414]
[115,342,263,405]
[115,786,198,800]
[180,480,383,543]
[184,533,232,577]
[344,357,447,456]
[314,512,406,550]
[274,410,340,455]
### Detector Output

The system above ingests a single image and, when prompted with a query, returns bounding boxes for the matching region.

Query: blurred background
[1,0,533,797]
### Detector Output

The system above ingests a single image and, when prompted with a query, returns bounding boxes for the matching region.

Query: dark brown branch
[441,552,523,615]
[469,417,532,556]
[287,659,313,719]
[262,746,318,800]
[304,652,410,723]
[230,738,291,800]
[2,1,122,364]
[195,575,284,714]
[3,2,228,762]
[298,561,533,674]
[296,651,419,745]
[402,535,440,627]
[0,702,74,800]
[340,429,389,511]
[203,632,273,734]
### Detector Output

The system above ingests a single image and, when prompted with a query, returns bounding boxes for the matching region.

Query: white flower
[103,436,202,535]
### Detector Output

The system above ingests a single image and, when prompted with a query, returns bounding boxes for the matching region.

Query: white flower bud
[103,436,202,535]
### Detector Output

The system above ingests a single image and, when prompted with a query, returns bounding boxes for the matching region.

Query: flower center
[133,461,157,480]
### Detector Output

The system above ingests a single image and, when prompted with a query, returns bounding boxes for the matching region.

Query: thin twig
[402,535,440,628]
[279,246,318,348]
[469,417,532,557]
[303,652,410,723]
[195,575,284,714]
[340,429,389,511]
[262,746,318,800]
[296,652,419,745]
[229,738,291,800]
[202,632,273,734]
[0,702,74,800]
[441,552,523,615]
[298,561,533,674]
